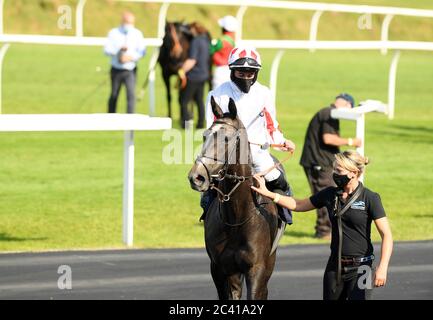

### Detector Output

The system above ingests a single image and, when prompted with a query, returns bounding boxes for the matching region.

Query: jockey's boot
[265,173,293,224]
[265,172,289,194]
[199,189,217,221]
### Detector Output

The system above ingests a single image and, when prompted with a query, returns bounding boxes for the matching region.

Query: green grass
[1,44,432,252]
[4,0,433,41]
[0,0,433,251]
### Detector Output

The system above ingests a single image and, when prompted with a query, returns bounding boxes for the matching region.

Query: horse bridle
[196,120,252,203]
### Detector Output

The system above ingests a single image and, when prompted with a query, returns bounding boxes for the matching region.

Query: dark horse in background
[158,21,212,118]
[188,97,281,300]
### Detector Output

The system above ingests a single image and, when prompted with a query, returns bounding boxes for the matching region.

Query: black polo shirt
[309,184,386,258]
[187,34,210,82]
[300,105,340,169]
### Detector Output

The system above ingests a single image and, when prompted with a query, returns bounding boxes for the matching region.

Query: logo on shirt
[351,200,366,210]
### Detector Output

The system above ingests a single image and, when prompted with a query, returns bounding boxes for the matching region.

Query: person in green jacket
[210,15,237,89]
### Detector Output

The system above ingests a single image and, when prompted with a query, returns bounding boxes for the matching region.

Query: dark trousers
[323,259,374,300]
[303,166,334,237]
[108,67,136,114]
[179,79,205,128]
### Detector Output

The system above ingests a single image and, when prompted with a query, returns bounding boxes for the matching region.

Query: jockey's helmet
[228,46,262,93]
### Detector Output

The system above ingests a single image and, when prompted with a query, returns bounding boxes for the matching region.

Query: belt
[341,255,374,266]
[334,185,364,285]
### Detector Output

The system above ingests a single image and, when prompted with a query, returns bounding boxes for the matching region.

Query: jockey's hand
[178,68,187,89]
[280,139,296,153]
[251,174,273,198]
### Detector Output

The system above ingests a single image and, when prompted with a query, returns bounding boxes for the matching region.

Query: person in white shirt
[200,46,296,219]
[104,11,146,113]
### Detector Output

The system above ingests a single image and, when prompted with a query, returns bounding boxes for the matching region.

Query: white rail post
[381,14,394,55]
[388,50,400,120]
[0,0,5,35]
[269,50,285,107]
[0,43,10,114]
[148,52,159,116]
[356,113,365,182]
[149,2,170,116]
[309,10,323,53]
[123,130,135,246]
[76,0,87,37]
[235,5,248,43]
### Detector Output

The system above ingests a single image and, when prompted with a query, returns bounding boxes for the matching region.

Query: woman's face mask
[333,173,351,189]
[122,24,133,32]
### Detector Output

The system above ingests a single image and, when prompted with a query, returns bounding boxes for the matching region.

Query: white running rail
[0,113,172,247]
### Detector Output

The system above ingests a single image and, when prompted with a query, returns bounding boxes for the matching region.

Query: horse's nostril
[189,174,204,187]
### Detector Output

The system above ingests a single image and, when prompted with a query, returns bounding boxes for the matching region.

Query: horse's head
[188,97,248,192]
[163,21,192,60]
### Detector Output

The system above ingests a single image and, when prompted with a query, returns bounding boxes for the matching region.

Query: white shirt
[104,25,146,70]
[205,80,286,147]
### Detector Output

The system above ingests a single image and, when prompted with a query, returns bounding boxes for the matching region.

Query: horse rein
[197,119,294,227]
[197,120,293,202]
[197,121,252,203]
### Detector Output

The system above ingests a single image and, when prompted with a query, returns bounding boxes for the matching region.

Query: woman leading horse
[251,150,393,300]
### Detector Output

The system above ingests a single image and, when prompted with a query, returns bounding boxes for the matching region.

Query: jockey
[210,16,237,89]
[200,46,296,218]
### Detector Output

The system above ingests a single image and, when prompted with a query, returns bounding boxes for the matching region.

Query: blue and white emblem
[351,200,366,210]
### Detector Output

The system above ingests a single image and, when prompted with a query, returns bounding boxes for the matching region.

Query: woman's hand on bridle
[251,174,273,198]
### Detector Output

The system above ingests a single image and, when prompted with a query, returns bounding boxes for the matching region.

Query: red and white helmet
[228,46,262,70]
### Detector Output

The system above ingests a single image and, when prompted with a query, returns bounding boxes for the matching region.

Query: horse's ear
[228,98,237,119]
[211,96,224,119]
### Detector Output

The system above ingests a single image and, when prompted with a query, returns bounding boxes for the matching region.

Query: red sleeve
[212,40,234,66]
[263,108,276,140]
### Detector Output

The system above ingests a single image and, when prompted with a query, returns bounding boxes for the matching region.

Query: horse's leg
[162,72,172,118]
[245,254,276,300]
[210,262,229,300]
[227,273,244,300]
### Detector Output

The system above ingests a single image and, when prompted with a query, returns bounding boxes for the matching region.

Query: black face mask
[230,69,258,93]
[333,173,351,189]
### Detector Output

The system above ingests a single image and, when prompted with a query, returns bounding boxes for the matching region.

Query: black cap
[336,93,355,108]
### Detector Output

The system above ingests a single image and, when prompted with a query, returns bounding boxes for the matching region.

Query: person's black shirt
[187,34,210,82]
[300,105,340,169]
[309,184,386,258]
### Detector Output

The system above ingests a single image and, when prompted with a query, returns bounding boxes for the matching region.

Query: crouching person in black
[251,150,393,300]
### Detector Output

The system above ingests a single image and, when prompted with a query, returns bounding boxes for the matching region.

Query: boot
[265,173,293,225]
[265,172,289,194]
[199,189,217,221]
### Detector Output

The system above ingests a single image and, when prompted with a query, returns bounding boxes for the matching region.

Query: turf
[0,44,432,252]
[0,0,432,251]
